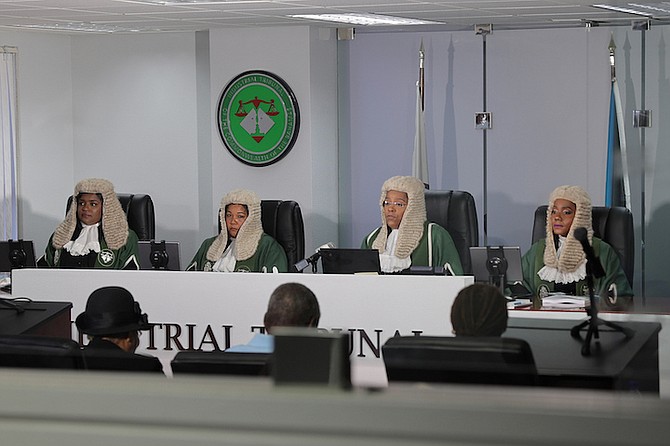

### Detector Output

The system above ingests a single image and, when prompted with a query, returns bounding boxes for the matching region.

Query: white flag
[412,81,428,187]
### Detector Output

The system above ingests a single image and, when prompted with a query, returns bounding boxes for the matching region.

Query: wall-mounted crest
[217,71,300,166]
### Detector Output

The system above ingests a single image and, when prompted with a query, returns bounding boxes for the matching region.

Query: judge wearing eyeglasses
[361,176,463,274]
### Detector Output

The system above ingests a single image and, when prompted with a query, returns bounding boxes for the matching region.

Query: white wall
[0,31,75,251]
[208,26,339,256]
[5,24,670,297]
[70,33,201,259]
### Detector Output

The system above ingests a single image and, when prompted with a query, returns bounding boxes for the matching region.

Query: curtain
[0,47,18,241]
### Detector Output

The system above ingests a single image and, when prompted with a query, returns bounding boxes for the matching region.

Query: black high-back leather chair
[0,335,83,370]
[67,193,156,241]
[531,205,634,285]
[219,200,305,271]
[424,190,479,273]
[171,351,271,376]
[261,200,305,270]
[382,335,537,386]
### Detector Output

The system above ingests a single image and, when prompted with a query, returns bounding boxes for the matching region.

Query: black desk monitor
[273,328,351,389]
[469,246,523,284]
[138,241,181,270]
[0,240,36,272]
[320,248,380,274]
[382,335,538,387]
[171,351,271,377]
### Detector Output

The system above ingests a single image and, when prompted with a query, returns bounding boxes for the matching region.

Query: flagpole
[477,25,491,246]
[419,40,425,112]
[638,22,649,305]
[482,31,488,246]
[412,40,429,188]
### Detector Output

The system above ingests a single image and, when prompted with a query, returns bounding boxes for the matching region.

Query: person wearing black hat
[76,286,163,374]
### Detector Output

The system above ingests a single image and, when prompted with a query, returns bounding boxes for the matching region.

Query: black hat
[76,286,151,336]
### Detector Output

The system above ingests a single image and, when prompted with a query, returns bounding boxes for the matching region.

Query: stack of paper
[541,293,588,309]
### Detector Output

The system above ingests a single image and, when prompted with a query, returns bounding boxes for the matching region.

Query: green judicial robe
[186,233,288,273]
[362,221,463,275]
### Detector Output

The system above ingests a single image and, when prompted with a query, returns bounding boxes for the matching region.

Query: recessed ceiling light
[135,0,267,4]
[289,13,441,26]
[592,4,655,17]
[10,22,142,33]
[628,2,670,14]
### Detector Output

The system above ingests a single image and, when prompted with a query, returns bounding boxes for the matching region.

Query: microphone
[293,242,336,272]
[149,240,169,269]
[574,227,605,278]
[304,242,336,266]
[318,242,336,250]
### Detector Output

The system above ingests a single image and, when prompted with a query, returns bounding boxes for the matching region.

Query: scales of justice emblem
[234,96,279,143]
[217,70,300,167]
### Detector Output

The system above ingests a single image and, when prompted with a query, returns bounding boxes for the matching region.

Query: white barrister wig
[542,185,592,273]
[371,176,426,259]
[206,189,263,262]
[52,178,128,250]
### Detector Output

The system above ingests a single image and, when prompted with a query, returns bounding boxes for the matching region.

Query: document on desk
[541,293,588,309]
[0,273,9,295]
[507,298,532,309]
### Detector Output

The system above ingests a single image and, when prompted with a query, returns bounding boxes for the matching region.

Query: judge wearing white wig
[362,176,463,275]
[186,189,288,273]
[521,185,633,309]
[37,178,140,269]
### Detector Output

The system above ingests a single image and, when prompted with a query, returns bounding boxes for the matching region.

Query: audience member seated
[382,284,534,386]
[226,282,320,353]
[186,189,288,272]
[451,283,508,336]
[76,286,163,374]
[37,178,140,269]
[521,185,632,310]
[361,176,463,275]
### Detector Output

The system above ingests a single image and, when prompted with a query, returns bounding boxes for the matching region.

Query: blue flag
[606,85,621,206]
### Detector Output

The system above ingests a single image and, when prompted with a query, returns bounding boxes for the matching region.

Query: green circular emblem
[217,71,300,166]
[98,249,115,267]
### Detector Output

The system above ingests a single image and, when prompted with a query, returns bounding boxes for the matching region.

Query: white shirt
[212,239,237,272]
[63,223,101,256]
[379,229,411,273]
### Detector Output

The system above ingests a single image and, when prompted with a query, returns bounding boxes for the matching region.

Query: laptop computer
[320,248,381,274]
[0,240,36,272]
[138,240,181,270]
[469,246,523,285]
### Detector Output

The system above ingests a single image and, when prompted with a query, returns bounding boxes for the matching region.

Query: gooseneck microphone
[573,227,605,278]
[293,242,336,272]
[570,227,633,356]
